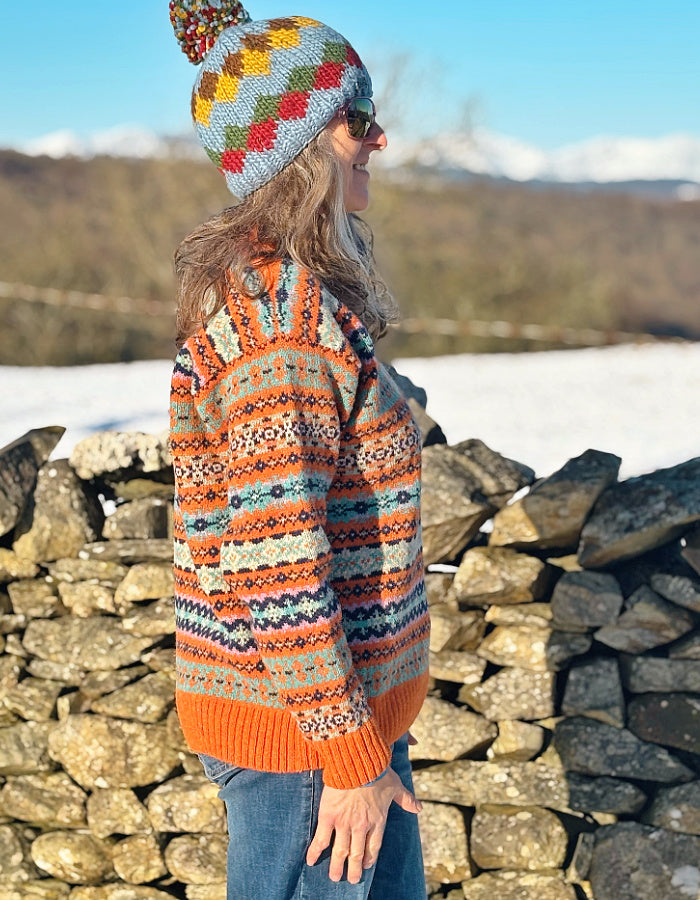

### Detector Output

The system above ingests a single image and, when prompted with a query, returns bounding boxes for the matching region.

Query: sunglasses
[338,97,377,140]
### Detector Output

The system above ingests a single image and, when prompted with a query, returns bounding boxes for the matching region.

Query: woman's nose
[365,122,387,150]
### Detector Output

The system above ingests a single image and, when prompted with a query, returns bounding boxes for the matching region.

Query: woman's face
[326,112,387,213]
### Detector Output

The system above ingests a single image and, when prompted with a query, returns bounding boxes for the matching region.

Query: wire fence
[0,279,689,348]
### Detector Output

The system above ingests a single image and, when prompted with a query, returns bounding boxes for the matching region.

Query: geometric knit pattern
[189,16,372,197]
[170,259,430,789]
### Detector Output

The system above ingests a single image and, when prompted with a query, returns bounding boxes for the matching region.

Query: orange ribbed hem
[176,670,430,790]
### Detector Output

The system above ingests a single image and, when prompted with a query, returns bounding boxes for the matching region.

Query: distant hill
[0,149,698,365]
[10,126,700,199]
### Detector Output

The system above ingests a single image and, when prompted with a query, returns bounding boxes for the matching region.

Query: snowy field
[3,342,699,480]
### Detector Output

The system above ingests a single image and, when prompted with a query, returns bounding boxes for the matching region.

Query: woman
[168,4,431,898]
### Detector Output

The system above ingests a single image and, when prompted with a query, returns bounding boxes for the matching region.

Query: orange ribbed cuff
[318,719,391,789]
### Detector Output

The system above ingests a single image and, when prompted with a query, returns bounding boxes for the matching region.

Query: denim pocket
[198,752,243,787]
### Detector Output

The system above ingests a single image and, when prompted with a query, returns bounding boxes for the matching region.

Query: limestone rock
[6,633,29,659]
[46,558,128,587]
[476,626,591,672]
[1,880,71,899]
[470,804,568,870]
[550,571,623,632]
[567,832,595,885]
[486,720,545,762]
[70,888,175,900]
[13,460,103,563]
[462,870,577,900]
[628,693,700,755]
[449,547,551,607]
[7,580,63,618]
[622,657,700,693]
[114,563,173,607]
[164,834,228,884]
[670,632,700,660]
[561,658,625,727]
[182,752,206,775]
[0,613,25,636]
[23,616,157,671]
[0,656,24,693]
[589,822,700,900]
[460,667,556,721]
[86,788,151,839]
[57,582,116,617]
[3,677,63,721]
[103,498,172,541]
[0,427,65,537]
[26,659,85,685]
[594,586,694,653]
[47,715,179,789]
[484,602,552,628]
[142,647,176,676]
[184,889,228,900]
[451,439,535,506]
[683,526,700,575]
[651,572,700,612]
[30,831,114,884]
[554,716,694,783]
[565,772,646,815]
[121,597,175,637]
[489,449,620,552]
[0,823,41,883]
[420,446,496,565]
[409,696,497,761]
[422,440,534,564]
[424,572,454,607]
[0,549,39,583]
[69,430,171,482]
[429,605,486,652]
[90,671,175,724]
[0,721,55,775]
[112,478,175,501]
[418,801,474,884]
[80,666,150,700]
[146,775,226,833]
[644,781,700,834]
[112,833,167,884]
[165,707,189,752]
[579,457,700,568]
[80,539,173,565]
[429,650,487,685]
[413,759,569,810]
[0,772,87,828]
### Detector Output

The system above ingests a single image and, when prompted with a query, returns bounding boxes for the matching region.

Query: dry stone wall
[1,420,700,900]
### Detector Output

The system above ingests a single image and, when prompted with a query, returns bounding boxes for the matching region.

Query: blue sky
[5,1,700,149]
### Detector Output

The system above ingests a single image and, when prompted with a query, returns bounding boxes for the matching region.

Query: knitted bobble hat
[170,1,373,198]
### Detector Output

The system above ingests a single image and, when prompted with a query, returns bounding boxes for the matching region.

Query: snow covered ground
[3,342,699,480]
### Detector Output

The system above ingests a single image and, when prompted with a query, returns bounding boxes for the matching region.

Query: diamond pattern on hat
[190,16,372,198]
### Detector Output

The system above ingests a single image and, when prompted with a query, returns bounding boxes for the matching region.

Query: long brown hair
[174,128,397,345]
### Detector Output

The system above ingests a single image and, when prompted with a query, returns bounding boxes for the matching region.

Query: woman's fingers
[362,823,384,871]
[328,828,352,882]
[306,816,334,867]
[344,829,367,884]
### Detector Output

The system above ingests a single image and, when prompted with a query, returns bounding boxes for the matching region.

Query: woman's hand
[306,768,423,884]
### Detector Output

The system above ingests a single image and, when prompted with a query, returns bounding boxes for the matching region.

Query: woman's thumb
[395,785,423,814]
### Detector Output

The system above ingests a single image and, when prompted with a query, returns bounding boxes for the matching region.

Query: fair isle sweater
[170,258,430,790]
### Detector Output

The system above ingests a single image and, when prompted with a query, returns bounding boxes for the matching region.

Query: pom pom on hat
[170,0,251,63]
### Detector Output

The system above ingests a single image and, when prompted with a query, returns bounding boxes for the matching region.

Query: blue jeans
[199,736,426,900]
